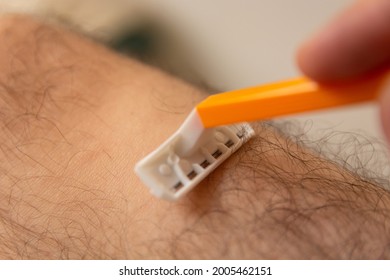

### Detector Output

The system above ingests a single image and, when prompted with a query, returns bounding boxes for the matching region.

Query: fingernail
[379,79,390,142]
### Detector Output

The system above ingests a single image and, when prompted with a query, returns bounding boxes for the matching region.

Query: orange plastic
[196,71,389,128]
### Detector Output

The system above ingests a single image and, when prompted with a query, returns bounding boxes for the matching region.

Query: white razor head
[134,110,254,201]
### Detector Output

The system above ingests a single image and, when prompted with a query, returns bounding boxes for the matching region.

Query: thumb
[380,80,390,142]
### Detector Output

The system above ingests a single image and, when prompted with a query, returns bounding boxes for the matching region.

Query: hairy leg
[0,15,389,259]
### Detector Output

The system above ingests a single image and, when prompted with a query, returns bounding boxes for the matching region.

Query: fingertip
[297,0,390,83]
[296,34,340,83]
[296,39,323,81]
[296,41,310,76]
[296,21,344,82]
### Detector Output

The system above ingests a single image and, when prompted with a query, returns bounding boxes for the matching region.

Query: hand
[1,15,390,259]
[297,0,390,139]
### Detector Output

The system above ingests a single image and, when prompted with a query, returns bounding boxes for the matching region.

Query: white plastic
[134,109,254,201]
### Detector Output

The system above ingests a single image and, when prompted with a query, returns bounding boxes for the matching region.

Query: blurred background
[0,0,386,145]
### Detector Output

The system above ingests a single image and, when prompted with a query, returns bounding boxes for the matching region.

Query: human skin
[297,0,390,139]
[297,0,390,82]
[1,15,390,259]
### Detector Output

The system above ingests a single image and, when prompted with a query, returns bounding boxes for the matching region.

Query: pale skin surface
[1,16,390,259]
